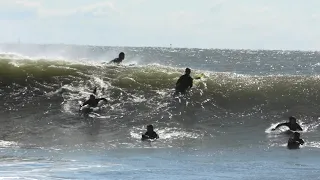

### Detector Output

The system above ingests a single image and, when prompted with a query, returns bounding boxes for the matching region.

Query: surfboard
[102,62,136,67]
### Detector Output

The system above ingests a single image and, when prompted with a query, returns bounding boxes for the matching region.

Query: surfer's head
[119,52,125,60]
[289,116,296,124]
[147,125,154,132]
[89,94,95,100]
[185,68,191,75]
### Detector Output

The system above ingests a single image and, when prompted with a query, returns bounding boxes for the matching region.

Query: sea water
[0,44,320,179]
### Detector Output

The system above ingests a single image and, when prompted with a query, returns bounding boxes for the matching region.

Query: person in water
[287,132,304,149]
[175,68,193,94]
[141,125,159,140]
[80,87,108,108]
[109,52,125,64]
[271,116,303,131]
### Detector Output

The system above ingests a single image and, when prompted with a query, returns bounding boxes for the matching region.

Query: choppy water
[1,44,320,179]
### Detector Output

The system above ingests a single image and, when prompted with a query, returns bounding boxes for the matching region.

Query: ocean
[0,44,320,179]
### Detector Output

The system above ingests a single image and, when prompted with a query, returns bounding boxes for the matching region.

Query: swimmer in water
[79,87,108,114]
[287,132,304,149]
[80,94,107,108]
[271,116,303,131]
[141,125,159,140]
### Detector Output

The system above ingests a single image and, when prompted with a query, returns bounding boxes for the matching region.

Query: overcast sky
[0,0,319,50]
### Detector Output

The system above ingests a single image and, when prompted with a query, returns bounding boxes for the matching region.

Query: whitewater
[0,44,320,180]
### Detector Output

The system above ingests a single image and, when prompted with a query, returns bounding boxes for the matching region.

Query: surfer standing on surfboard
[271,116,303,131]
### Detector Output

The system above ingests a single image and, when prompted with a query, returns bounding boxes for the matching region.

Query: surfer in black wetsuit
[109,52,125,64]
[80,87,107,110]
[175,68,193,95]
[79,95,107,116]
[271,116,303,131]
[141,125,159,140]
[287,132,304,149]
[81,94,107,108]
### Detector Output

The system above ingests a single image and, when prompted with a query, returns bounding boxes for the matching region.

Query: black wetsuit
[175,74,193,94]
[82,98,107,107]
[287,137,304,149]
[110,58,123,64]
[142,131,159,140]
[274,122,303,131]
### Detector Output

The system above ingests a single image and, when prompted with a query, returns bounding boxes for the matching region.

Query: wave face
[1,45,320,150]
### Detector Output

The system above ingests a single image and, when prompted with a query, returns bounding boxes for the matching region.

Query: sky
[0,0,320,50]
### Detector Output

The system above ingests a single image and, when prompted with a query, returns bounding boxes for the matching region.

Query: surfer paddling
[79,87,108,114]
[109,52,125,64]
[271,116,303,132]
[80,94,107,108]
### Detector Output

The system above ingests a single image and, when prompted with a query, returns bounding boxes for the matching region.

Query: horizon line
[0,42,319,52]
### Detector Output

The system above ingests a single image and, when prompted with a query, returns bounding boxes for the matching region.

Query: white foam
[130,127,201,140]
[0,140,18,148]
[305,141,320,148]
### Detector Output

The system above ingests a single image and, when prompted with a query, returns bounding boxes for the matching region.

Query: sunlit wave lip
[3,56,320,114]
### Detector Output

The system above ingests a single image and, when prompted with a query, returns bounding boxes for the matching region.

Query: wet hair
[119,52,125,56]
[90,95,95,99]
[185,68,191,74]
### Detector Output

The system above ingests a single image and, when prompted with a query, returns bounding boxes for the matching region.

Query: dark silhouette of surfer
[272,116,303,131]
[175,68,193,95]
[287,132,304,149]
[109,52,125,64]
[79,87,107,114]
[141,125,159,140]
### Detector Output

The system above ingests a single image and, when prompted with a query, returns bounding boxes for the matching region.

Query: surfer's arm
[98,98,108,102]
[189,78,193,88]
[298,139,304,145]
[272,123,287,130]
[297,125,303,131]
[81,99,91,107]
[93,87,97,95]
[176,77,182,85]
[141,134,149,140]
